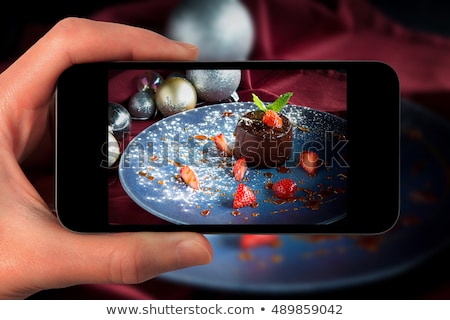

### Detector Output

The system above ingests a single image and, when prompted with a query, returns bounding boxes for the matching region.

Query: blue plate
[119,102,347,225]
[158,100,450,293]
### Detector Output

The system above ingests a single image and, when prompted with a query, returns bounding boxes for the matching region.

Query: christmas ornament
[155,77,197,117]
[108,102,131,142]
[167,72,186,79]
[136,70,163,93]
[166,0,254,60]
[107,131,121,168]
[128,91,157,120]
[186,69,241,103]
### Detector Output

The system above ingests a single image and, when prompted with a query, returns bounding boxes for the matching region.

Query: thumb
[33,231,213,295]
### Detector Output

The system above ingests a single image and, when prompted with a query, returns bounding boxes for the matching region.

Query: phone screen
[56,60,399,233]
[107,67,349,227]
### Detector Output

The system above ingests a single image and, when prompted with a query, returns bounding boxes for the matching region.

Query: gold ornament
[155,77,197,117]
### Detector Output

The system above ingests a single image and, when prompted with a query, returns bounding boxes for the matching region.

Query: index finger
[4,17,198,108]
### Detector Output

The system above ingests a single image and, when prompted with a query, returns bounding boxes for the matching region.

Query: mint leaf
[252,93,267,112]
[267,92,293,112]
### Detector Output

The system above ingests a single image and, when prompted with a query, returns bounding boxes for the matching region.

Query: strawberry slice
[213,133,232,156]
[233,157,247,182]
[299,150,320,176]
[272,178,297,199]
[262,110,283,128]
[240,234,280,249]
[179,165,200,190]
[233,183,256,209]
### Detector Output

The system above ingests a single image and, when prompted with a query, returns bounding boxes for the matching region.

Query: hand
[0,17,213,299]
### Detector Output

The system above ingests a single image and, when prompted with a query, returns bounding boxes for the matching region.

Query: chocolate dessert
[233,109,293,168]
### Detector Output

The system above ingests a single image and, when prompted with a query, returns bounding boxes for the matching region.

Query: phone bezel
[55,60,400,234]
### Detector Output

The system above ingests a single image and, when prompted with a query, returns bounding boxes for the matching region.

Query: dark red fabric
[238,69,347,113]
[94,0,450,119]
[8,0,449,299]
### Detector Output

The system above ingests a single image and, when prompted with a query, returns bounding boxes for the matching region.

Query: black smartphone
[55,60,400,234]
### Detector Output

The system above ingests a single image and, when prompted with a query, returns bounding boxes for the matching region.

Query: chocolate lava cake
[233,109,293,168]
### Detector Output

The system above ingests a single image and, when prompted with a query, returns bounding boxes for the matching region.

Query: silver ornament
[166,0,254,60]
[108,102,131,142]
[155,77,197,117]
[107,131,121,168]
[186,69,241,103]
[128,91,157,120]
[136,70,163,93]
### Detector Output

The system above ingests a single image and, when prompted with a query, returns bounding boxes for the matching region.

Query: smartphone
[55,60,400,234]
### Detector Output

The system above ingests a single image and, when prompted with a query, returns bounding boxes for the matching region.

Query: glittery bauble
[155,77,197,117]
[166,0,254,60]
[186,69,241,103]
[136,70,163,93]
[128,91,157,120]
[108,102,131,142]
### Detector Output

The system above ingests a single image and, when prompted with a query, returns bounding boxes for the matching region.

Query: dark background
[2,0,450,60]
[1,0,449,300]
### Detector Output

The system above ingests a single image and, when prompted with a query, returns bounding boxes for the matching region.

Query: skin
[0,17,213,300]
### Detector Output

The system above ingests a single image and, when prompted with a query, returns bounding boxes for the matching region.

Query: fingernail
[176,239,212,268]
[175,41,198,51]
